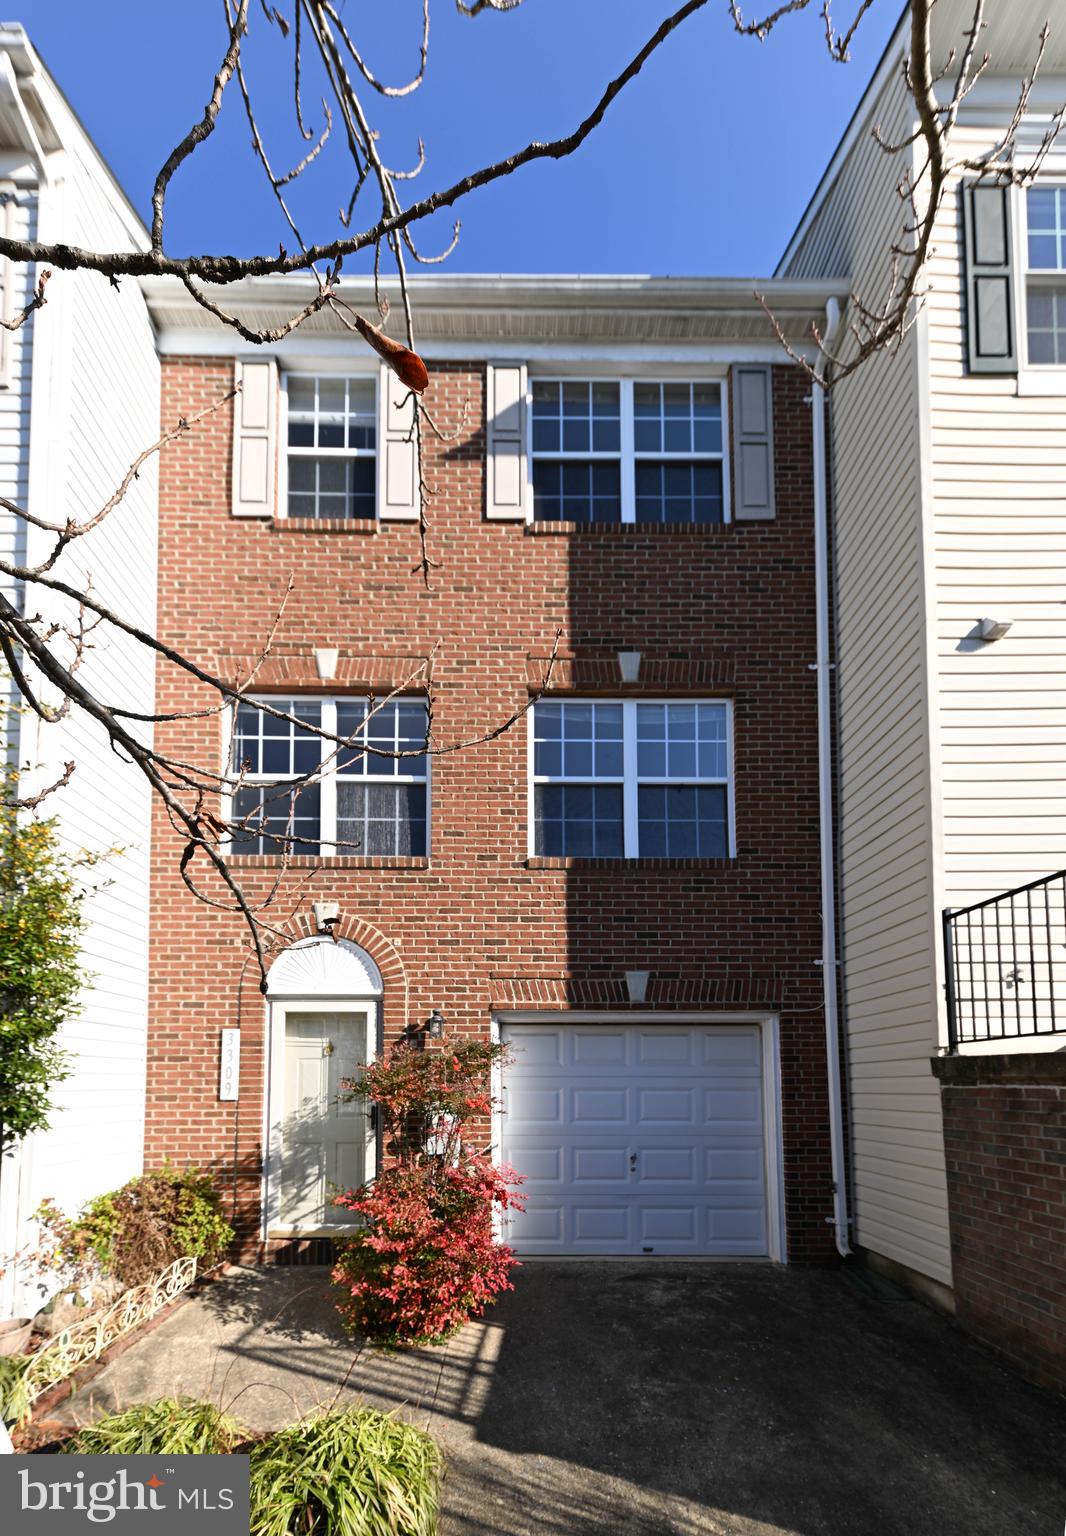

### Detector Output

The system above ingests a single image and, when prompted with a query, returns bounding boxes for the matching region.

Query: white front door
[277,1010,374,1229]
[500,1022,769,1256]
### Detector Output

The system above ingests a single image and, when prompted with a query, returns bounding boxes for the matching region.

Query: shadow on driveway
[53,1260,1066,1536]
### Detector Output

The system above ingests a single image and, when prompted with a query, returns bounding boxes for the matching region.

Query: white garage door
[499,1023,769,1256]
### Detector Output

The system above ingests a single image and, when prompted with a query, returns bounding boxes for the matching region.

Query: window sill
[229,854,429,870]
[1015,369,1066,397]
[270,517,379,534]
[525,521,731,537]
[525,855,733,870]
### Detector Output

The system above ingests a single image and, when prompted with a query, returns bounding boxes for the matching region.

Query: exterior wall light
[977,617,1013,641]
[427,1009,445,1039]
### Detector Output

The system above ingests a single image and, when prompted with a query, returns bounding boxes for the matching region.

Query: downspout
[812,296,850,1257]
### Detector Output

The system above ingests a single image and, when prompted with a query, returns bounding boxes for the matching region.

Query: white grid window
[1024,185,1066,365]
[531,700,733,858]
[285,375,376,519]
[530,378,726,525]
[230,696,428,857]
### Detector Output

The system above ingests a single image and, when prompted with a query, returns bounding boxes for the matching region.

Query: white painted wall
[782,0,1066,1293]
[0,34,158,1317]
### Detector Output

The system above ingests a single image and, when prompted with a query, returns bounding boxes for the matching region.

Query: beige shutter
[378,362,419,521]
[231,357,278,518]
[0,190,16,391]
[485,362,528,520]
[732,364,776,522]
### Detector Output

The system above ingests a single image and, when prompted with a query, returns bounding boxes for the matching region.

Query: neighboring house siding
[926,128,1066,917]
[783,70,953,1286]
[0,187,33,641]
[0,94,159,1308]
[16,147,159,1241]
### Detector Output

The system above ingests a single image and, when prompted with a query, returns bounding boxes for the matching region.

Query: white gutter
[812,296,850,1257]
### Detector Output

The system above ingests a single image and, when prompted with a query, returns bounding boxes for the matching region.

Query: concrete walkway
[50,1261,1066,1535]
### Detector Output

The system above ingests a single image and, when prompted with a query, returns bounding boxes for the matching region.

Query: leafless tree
[731,0,1065,379]
[0,0,1057,980]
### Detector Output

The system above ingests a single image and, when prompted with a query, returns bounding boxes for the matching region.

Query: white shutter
[0,190,16,391]
[231,357,278,518]
[485,362,528,520]
[378,362,419,521]
[732,364,776,522]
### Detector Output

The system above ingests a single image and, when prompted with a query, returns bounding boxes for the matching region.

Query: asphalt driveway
[49,1261,1066,1535]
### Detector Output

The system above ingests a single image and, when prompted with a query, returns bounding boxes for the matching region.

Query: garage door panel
[500,1023,771,1257]
[571,1087,630,1124]
[640,1206,697,1243]
[507,1085,564,1125]
[571,1029,629,1067]
[506,1028,564,1066]
[705,1146,765,1185]
[640,1147,696,1182]
[706,1205,767,1247]
[701,1030,762,1068]
[638,1030,697,1066]
[504,1144,562,1184]
[637,1087,696,1124]
[573,1205,631,1245]
[703,1086,763,1123]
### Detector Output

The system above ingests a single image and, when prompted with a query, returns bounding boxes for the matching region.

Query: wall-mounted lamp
[314,646,339,681]
[427,1009,445,1040]
[977,617,1013,642]
[618,650,642,684]
[312,899,340,936]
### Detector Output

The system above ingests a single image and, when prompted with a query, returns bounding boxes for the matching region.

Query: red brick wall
[146,357,836,1261]
[939,1071,1066,1394]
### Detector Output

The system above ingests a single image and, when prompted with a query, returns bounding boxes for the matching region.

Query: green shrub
[0,1355,32,1429]
[64,1400,443,1536]
[69,1398,242,1455]
[0,790,87,1156]
[54,1166,234,1288]
[249,1408,442,1536]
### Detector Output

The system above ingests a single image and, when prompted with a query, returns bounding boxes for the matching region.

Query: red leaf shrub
[332,1037,523,1346]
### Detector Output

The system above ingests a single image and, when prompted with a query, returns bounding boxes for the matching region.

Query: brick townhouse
[138,274,848,1265]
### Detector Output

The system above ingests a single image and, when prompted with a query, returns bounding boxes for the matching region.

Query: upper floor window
[230,696,428,857]
[285,375,376,519]
[530,378,725,525]
[1024,185,1066,366]
[531,699,732,858]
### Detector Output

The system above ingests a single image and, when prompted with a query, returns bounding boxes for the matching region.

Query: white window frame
[279,370,379,519]
[225,694,431,858]
[526,373,730,524]
[526,697,735,859]
[1013,178,1066,393]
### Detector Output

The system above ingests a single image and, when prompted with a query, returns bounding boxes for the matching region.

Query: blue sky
[30,1,902,275]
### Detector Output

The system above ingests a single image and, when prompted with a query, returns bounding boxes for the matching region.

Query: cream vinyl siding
[783,66,953,1287]
[0,53,160,1315]
[16,144,159,1245]
[926,120,1066,927]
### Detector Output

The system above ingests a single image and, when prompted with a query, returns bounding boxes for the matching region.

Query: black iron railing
[944,869,1066,1050]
